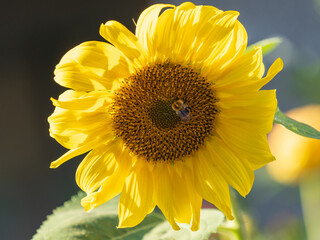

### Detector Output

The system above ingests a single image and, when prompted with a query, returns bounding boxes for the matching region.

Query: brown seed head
[112,62,218,163]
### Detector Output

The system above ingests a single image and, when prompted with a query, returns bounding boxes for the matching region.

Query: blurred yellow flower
[268,105,320,184]
[49,2,283,230]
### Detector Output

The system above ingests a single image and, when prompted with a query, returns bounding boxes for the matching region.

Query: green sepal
[32,192,165,240]
[245,37,282,56]
[274,107,320,140]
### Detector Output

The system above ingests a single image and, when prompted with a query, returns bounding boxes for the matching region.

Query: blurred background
[1,0,319,239]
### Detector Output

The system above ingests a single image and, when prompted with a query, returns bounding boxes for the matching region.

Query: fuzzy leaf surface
[32,192,165,240]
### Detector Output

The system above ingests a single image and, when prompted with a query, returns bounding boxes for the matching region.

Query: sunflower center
[148,99,181,129]
[112,62,218,162]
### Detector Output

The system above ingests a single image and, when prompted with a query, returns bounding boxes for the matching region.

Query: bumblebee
[171,98,191,122]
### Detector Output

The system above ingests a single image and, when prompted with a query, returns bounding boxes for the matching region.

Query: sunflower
[49,2,283,231]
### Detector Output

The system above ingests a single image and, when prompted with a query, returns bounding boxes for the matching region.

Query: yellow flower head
[49,2,283,231]
[268,105,320,184]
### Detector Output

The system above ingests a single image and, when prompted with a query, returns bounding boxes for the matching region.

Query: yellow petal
[50,140,99,168]
[192,149,233,220]
[151,161,201,230]
[135,3,174,57]
[215,56,282,97]
[214,90,277,170]
[149,7,176,62]
[55,41,130,91]
[216,119,275,170]
[202,19,248,76]
[168,162,192,225]
[257,58,283,89]
[214,47,264,90]
[118,160,156,228]
[50,90,113,111]
[152,163,180,230]
[179,160,203,231]
[151,3,243,66]
[76,140,124,194]
[100,21,145,67]
[175,1,196,11]
[206,137,255,197]
[174,4,221,63]
[81,146,133,211]
[218,90,277,134]
[48,90,113,149]
[148,2,197,62]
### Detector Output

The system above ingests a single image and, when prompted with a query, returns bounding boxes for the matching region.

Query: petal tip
[117,220,131,229]
[226,214,234,221]
[50,161,58,169]
[191,222,199,232]
[50,97,59,106]
[275,57,284,70]
[81,197,95,212]
[172,224,181,231]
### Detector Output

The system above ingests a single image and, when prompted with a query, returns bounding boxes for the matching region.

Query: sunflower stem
[218,191,247,240]
[299,172,320,240]
[230,191,247,240]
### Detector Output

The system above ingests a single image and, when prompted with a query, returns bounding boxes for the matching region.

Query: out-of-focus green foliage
[294,60,320,103]
[258,217,306,240]
[245,37,282,56]
[299,173,320,240]
[313,0,320,16]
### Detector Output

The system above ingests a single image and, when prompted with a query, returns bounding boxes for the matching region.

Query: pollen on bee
[171,98,191,122]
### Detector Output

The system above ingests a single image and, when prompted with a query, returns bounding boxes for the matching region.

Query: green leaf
[245,37,282,56]
[274,107,320,140]
[142,209,225,240]
[32,192,166,240]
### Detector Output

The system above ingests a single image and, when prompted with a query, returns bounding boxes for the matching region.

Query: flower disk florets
[112,62,218,162]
